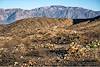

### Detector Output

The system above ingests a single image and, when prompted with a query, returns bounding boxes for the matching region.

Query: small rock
[14,62,19,66]
[20,56,24,59]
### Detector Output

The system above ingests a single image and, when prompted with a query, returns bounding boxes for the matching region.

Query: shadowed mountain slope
[73,15,100,24]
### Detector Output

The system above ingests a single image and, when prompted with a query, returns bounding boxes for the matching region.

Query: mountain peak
[50,5,66,8]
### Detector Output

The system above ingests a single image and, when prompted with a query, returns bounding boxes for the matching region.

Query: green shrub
[88,40,100,48]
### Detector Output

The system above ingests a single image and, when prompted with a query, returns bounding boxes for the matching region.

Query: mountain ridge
[0,5,100,24]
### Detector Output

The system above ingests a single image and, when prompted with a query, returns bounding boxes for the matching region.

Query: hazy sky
[0,0,100,11]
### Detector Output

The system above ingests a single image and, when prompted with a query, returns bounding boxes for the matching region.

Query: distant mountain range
[0,5,100,24]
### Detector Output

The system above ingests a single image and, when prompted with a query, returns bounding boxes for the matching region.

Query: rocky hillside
[0,5,100,24]
[0,17,73,37]
[0,16,100,66]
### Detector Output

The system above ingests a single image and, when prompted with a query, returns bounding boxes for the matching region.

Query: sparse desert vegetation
[0,17,100,66]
